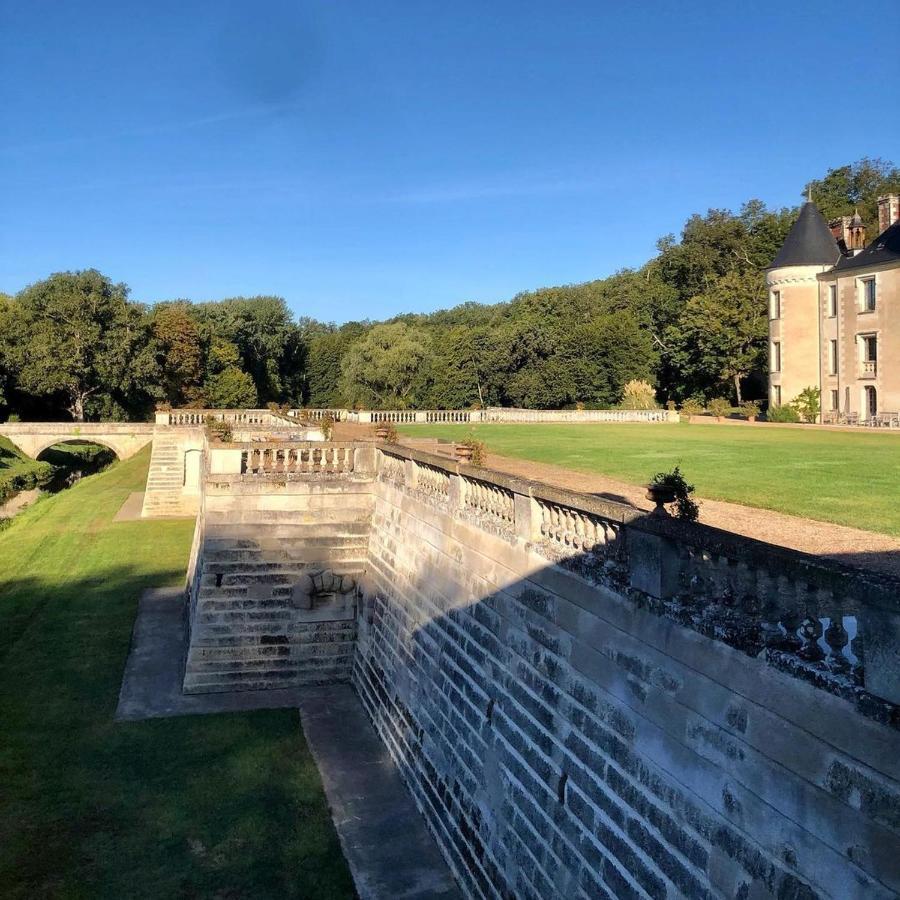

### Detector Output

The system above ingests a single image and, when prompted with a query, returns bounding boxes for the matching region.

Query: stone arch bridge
[0,422,156,460]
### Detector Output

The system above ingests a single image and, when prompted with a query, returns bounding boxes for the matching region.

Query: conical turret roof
[769,202,840,269]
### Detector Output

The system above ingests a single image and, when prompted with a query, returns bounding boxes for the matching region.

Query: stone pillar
[514,491,542,543]
[627,528,681,600]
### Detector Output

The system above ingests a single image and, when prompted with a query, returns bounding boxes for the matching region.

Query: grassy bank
[399,422,900,535]
[0,448,354,899]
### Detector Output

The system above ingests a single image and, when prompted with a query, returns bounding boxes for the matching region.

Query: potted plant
[647,467,699,520]
[375,422,399,443]
[708,398,730,421]
[455,437,486,465]
[740,400,760,422]
[679,398,704,422]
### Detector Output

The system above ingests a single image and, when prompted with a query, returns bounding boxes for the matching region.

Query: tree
[804,158,900,235]
[193,296,303,404]
[149,303,203,406]
[204,367,258,408]
[338,322,432,408]
[664,270,767,403]
[303,321,369,407]
[5,270,150,421]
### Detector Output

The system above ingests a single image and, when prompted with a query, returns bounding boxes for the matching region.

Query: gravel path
[485,452,900,579]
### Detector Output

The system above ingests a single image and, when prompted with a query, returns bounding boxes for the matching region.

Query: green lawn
[0,448,354,899]
[399,422,900,536]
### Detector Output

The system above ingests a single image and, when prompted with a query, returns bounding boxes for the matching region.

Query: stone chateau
[767,193,900,422]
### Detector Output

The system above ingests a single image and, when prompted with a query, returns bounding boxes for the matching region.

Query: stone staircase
[140,430,197,518]
[182,528,368,693]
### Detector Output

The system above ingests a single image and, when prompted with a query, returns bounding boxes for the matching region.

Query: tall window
[831,389,839,410]
[829,339,838,375]
[861,277,876,311]
[828,284,837,317]
[773,385,782,406]
[771,341,781,373]
[770,290,781,320]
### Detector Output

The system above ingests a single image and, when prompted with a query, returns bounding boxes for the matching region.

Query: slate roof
[769,202,841,269]
[833,219,900,272]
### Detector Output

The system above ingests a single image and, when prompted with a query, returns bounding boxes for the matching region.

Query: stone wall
[355,446,900,900]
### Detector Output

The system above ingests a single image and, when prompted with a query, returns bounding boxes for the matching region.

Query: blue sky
[2,1,898,322]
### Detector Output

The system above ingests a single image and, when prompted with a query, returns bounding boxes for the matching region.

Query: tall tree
[149,303,203,406]
[5,271,150,421]
[338,322,432,408]
[663,270,767,403]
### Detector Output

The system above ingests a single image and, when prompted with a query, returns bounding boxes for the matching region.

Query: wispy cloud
[0,100,299,155]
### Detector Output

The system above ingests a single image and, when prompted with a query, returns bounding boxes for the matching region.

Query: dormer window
[860,277,876,312]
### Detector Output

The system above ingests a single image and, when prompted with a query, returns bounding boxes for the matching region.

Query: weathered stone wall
[355,453,900,899]
[183,458,374,693]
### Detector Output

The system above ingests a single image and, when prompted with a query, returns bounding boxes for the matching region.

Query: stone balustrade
[158,408,288,426]
[206,441,376,480]
[376,443,900,721]
[159,406,679,426]
[353,407,678,424]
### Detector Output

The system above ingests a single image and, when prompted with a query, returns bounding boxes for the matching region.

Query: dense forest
[1,158,898,421]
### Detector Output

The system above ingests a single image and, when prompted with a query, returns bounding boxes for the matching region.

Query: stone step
[183,667,352,694]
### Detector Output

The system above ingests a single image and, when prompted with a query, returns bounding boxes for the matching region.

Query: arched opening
[36,440,118,492]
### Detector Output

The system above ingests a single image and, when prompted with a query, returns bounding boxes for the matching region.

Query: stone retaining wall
[354,446,900,899]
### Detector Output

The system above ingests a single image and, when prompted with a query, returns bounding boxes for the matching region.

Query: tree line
[1,158,897,421]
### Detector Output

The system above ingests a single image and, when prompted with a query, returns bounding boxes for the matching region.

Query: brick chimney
[878,194,900,234]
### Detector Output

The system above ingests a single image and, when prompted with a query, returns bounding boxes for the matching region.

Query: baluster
[797,617,825,661]
[824,618,850,671]
[778,611,803,652]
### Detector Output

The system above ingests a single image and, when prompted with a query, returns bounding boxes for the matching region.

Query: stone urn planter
[645,482,676,516]
[455,443,474,463]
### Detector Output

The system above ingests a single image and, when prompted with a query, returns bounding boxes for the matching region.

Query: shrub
[793,387,821,424]
[666,399,677,411]
[767,404,800,423]
[620,380,659,410]
[458,438,487,466]
[319,413,335,440]
[0,462,54,505]
[205,417,233,443]
[739,400,760,420]
[708,398,731,419]
[651,466,699,522]
[679,398,704,418]
[375,422,399,443]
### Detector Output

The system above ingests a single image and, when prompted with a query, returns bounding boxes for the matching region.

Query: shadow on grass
[0,566,355,900]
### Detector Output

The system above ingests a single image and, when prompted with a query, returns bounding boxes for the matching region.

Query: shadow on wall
[354,521,900,900]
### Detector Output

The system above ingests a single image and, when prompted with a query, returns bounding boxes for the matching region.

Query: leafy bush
[793,387,821,424]
[679,398,704,418]
[620,380,659,410]
[767,404,800,423]
[375,422,399,443]
[205,417,233,443]
[0,462,54,505]
[319,413,335,440]
[458,437,487,466]
[651,466,699,521]
[708,397,731,418]
[740,400,760,419]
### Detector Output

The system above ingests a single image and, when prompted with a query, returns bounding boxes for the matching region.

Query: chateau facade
[767,194,900,422]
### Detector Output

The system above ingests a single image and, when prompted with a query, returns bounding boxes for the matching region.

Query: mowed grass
[399,422,900,536]
[0,448,354,899]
